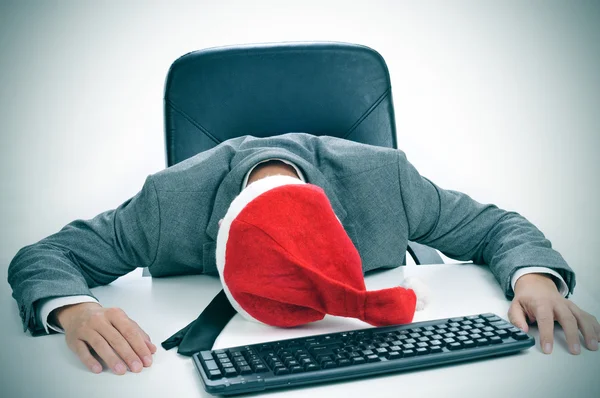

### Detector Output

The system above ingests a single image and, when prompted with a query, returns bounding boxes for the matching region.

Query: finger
[554,304,581,355]
[146,340,157,354]
[70,339,103,374]
[507,300,529,332]
[81,330,128,375]
[534,305,555,354]
[100,322,145,373]
[132,320,157,354]
[112,317,154,367]
[567,302,599,352]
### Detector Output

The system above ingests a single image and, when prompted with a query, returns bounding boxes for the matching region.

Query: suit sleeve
[396,151,576,300]
[7,176,161,334]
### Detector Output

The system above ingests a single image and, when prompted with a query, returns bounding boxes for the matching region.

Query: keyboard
[192,313,534,396]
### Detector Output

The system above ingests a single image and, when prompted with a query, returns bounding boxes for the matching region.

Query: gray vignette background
[0,1,599,398]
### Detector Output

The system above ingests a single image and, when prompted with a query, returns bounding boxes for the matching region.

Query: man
[8,133,600,375]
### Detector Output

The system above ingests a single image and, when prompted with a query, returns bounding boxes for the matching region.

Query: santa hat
[215,175,429,328]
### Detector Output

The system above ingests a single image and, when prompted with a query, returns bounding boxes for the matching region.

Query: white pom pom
[401,277,431,311]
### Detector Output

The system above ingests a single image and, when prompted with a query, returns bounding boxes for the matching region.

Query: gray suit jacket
[8,133,576,334]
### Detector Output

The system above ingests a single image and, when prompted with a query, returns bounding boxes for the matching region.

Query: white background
[1,0,599,324]
[0,1,599,397]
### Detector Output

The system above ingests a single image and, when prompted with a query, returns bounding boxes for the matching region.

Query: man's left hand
[508,273,599,355]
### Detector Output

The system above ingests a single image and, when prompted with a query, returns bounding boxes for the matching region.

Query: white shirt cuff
[511,267,569,297]
[38,295,99,334]
[242,158,305,190]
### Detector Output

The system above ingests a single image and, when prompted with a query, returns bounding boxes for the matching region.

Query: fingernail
[143,355,153,366]
[131,360,142,372]
[543,343,552,354]
[590,339,598,351]
[572,344,581,355]
[114,363,126,374]
[92,364,102,373]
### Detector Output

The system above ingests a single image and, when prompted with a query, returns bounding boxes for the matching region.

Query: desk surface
[2,263,599,398]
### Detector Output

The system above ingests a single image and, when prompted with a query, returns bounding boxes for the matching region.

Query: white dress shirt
[37,158,568,333]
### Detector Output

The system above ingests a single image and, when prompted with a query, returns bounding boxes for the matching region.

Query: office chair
[162,41,442,267]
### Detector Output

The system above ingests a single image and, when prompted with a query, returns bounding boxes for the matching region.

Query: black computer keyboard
[192,313,534,396]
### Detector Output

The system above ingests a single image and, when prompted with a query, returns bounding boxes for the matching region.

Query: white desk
[2,263,599,398]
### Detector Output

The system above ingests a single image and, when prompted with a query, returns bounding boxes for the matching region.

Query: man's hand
[508,273,600,355]
[53,302,157,375]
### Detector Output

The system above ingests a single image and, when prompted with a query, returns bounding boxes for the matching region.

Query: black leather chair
[162,41,442,266]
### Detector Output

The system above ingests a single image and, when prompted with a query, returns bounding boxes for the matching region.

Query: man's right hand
[53,302,157,375]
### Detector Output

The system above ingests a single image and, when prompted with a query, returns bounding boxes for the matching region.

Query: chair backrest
[160,41,442,266]
[163,41,397,166]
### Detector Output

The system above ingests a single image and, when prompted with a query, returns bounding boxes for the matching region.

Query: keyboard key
[430,346,443,354]
[337,359,351,366]
[239,366,253,375]
[366,354,380,363]
[489,336,502,344]
[253,364,268,372]
[351,357,366,365]
[290,365,304,373]
[416,347,429,355]
[200,351,213,361]
[403,343,415,350]
[476,338,490,346]
[490,322,513,330]
[463,340,476,348]
[274,367,289,375]
[317,355,333,364]
[207,370,222,380]
[448,342,462,350]
[375,348,388,355]
[512,332,530,341]
[203,360,219,371]
[305,363,319,371]
[496,330,509,338]
[322,361,337,369]
[386,351,402,360]
[403,349,416,357]
[223,367,238,377]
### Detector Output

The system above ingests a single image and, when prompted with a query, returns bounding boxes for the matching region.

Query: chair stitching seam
[165,99,222,146]
[343,87,391,140]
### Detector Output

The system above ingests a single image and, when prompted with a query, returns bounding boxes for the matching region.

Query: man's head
[216,174,422,328]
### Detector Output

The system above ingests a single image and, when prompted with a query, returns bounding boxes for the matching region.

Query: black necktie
[161,289,237,356]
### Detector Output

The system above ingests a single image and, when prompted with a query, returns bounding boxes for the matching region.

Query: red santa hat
[215,175,429,328]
